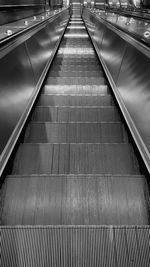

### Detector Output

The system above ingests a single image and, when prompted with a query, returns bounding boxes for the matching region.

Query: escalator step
[54,59,100,64]
[54,55,99,59]
[46,77,106,85]
[42,85,109,94]
[1,175,148,225]
[49,70,103,77]
[56,51,96,55]
[24,122,127,143]
[60,44,92,47]
[37,94,114,106]
[31,107,121,122]
[50,65,102,71]
[12,143,139,175]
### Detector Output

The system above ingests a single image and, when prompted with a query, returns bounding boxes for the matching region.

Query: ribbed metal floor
[1,226,150,267]
[1,16,150,266]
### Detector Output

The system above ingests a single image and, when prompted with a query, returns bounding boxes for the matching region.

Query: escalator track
[1,15,150,266]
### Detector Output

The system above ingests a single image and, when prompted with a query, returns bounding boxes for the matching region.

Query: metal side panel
[83,8,150,173]
[83,10,127,84]
[26,14,69,82]
[0,1,45,25]
[117,45,150,152]
[26,26,53,82]
[84,18,106,50]
[0,11,70,176]
[94,21,106,49]
[1,226,150,267]
[0,43,35,156]
[100,28,127,83]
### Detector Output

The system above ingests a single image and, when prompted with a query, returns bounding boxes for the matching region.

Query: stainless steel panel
[0,8,45,26]
[86,18,106,48]
[94,21,106,48]
[0,43,35,154]
[83,9,127,83]
[26,27,52,82]
[117,45,150,150]
[83,8,150,171]
[101,28,127,83]
[83,9,105,49]
[92,9,150,46]
[0,10,70,175]
[0,1,46,25]
[26,13,69,82]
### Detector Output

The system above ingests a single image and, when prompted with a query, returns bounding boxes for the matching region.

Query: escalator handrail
[88,8,150,57]
[0,8,69,47]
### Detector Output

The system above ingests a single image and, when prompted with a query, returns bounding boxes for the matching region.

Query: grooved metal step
[37,95,114,106]
[46,77,106,85]
[12,143,140,175]
[24,122,127,143]
[1,175,148,225]
[1,226,149,267]
[54,59,100,64]
[42,85,109,95]
[49,70,103,77]
[31,106,121,122]
[51,65,102,71]
[60,44,92,47]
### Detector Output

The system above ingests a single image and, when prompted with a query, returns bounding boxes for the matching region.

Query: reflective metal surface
[90,8,150,45]
[117,45,150,149]
[0,43,35,154]
[0,0,46,25]
[0,9,70,175]
[83,7,150,172]
[0,8,66,42]
[100,28,127,83]
[26,24,54,82]
[26,13,69,82]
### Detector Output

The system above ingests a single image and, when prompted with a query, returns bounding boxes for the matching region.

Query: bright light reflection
[144,31,150,38]
[58,48,94,55]
[64,34,88,38]
[56,27,65,33]
[69,22,83,24]
[67,26,85,29]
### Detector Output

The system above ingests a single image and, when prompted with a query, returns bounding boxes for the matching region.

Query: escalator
[1,15,150,265]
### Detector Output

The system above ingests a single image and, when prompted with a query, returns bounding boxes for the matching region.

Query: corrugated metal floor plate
[1,226,150,267]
